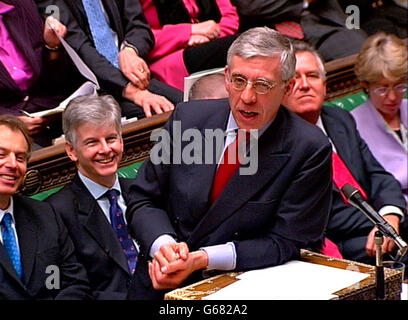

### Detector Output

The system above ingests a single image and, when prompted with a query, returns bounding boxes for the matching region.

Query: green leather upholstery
[29,161,144,201]
[325,91,368,111]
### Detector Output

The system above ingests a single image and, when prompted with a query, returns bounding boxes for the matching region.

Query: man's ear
[284,78,295,97]
[65,142,78,162]
[224,66,231,92]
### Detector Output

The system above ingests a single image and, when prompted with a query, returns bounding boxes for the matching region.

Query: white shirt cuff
[200,242,236,271]
[379,205,404,221]
[149,234,177,259]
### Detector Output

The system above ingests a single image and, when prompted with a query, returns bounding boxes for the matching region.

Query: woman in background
[351,33,407,204]
[140,0,239,91]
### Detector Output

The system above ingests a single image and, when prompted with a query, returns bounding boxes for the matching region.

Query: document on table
[203,260,370,300]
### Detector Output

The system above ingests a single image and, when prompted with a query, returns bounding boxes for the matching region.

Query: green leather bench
[325,91,368,111]
[29,91,369,202]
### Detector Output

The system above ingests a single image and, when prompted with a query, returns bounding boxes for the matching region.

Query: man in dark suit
[231,0,367,61]
[0,114,90,299]
[0,0,82,147]
[282,40,407,264]
[125,27,333,299]
[46,95,140,299]
[37,0,183,119]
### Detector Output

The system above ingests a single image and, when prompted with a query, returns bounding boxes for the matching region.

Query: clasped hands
[188,20,221,47]
[148,242,208,290]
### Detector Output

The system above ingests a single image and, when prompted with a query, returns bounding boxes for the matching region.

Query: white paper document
[24,30,99,118]
[203,260,370,300]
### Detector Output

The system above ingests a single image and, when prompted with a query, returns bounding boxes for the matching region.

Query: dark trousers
[183,34,238,74]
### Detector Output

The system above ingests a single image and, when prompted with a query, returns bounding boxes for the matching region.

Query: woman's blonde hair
[354,32,407,84]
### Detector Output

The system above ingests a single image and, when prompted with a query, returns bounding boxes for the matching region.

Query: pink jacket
[141,0,239,90]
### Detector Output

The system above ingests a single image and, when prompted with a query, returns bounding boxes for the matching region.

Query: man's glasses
[230,75,278,95]
[371,83,407,97]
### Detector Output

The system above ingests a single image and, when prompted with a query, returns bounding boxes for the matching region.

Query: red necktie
[332,152,368,203]
[210,131,248,203]
[317,152,370,260]
[274,21,305,39]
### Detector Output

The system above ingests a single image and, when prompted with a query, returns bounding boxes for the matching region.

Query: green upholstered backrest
[325,91,368,111]
[30,161,144,201]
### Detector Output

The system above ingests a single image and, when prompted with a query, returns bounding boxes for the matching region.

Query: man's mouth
[240,110,258,117]
[0,174,17,181]
[96,157,114,164]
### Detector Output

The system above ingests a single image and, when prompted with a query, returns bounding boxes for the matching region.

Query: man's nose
[99,139,111,153]
[240,84,257,104]
[5,154,17,168]
[299,75,310,90]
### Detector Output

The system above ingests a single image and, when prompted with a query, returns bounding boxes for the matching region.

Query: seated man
[231,0,367,61]
[0,0,81,147]
[0,114,90,299]
[37,0,182,119]
[282,40,407,264]
[46,95,140,300]
[126,27,333,299]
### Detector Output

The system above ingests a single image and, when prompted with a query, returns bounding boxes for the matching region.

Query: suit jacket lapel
[321,107,351,163]
[188,108,291,247]
[183,104,230,220]
[12,196,37,287]
[101,0,123,41]
[71,176,130,274]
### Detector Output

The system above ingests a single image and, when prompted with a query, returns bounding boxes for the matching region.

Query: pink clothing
[0,2,34,91]
[141,0,239,90]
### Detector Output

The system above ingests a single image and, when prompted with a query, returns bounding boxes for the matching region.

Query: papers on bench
[24,30,99,118]
[203,260,370,300]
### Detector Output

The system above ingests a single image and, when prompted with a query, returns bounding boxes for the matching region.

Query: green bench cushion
[325,92,368,111]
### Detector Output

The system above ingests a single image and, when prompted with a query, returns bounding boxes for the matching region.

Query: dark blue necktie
[105,189,138,274]
[82,0,119,67]
[1,212,23,280]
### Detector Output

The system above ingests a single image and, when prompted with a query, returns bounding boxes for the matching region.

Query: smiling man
[282,40,406,264]
[0,115,90,299]
[46,95,139,300]
[125,27,333,300]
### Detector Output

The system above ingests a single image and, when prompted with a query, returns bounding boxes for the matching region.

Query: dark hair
[0,114,33,156]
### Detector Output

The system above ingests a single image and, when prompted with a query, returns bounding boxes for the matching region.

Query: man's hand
[148,250,208,290]
[43,16,66,49]
[365,215,400,256]
[18,116,49,136]
[123,84,174,117]
[191,20,220,40]
[153,242,189,273]
[188,34,210,47]
[118,47,150,90]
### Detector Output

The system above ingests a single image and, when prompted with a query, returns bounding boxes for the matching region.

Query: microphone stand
[375,230,385,300]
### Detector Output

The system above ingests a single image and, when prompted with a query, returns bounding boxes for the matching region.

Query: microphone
[341,184,408,261]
